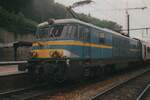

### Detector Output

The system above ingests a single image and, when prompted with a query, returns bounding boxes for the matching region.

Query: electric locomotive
[25,18,150,82]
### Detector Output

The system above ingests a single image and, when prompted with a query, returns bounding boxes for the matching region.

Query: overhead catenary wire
[71,0,149,36]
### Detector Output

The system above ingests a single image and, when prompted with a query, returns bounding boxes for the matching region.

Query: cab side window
[99,33,105,44]
[63,24,78,39]
[79,25,90,41]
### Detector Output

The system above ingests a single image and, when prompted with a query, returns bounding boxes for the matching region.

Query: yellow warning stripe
[33,40,112,49]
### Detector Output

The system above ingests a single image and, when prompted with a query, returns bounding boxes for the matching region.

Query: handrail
[0,61,28,66]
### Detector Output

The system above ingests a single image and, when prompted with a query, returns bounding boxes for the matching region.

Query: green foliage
[0,0,122,34]
[78,13,122,32]
[0,6,37,34]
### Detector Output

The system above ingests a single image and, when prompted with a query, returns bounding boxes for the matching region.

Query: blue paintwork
[32,22,142,62]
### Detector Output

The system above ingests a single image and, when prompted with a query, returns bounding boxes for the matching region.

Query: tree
[0,0,122,34]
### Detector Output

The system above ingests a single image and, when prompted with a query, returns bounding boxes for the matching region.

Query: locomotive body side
[27,19,147,82]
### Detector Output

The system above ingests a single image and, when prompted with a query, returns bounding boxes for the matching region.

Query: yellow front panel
[32,49,64,58]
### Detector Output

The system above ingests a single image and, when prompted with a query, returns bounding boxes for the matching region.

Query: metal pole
[146,28,148,35]
[125,7,147,37]
[126,10,130,37]
[14,46,17,61]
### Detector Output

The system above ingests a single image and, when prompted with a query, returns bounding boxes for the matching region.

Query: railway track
[0,71,53,100]
[1,67,150,100]
[90,68,150,100]
[0,72,30,93]
[29,68,150,100]
[0,82,50,100]
[136,84,150,100]
[0,72,46,100]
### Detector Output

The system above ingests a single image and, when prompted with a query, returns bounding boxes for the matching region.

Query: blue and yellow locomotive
[27,19,148,82]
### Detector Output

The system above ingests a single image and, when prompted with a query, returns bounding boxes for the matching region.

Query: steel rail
[136,84,150,100]
[90,68,150,100]
[0,71,27,77]
[0,82,48,96]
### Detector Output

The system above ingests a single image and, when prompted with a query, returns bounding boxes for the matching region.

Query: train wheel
[18,63,27,71]
[90,67,96,79]
[104,65,114,77]
[54,66,67,83]
[83,67,90,78]
[96,67,105,79]
[28,64,38,82]
[37,67,45,81]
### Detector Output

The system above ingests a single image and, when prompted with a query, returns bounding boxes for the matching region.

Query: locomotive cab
[28,19,115,82]
[32,20,79,60]
[30,19,84,82]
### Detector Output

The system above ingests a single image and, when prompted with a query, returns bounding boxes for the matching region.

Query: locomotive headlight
[32,42,39,46]
[49,49,71,58]
[31,51,38,57]
[49,50,63,58]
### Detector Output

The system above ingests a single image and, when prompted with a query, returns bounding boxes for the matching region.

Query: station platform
[0,65,20,76]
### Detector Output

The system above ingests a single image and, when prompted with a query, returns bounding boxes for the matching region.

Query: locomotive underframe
[24,58,144,83]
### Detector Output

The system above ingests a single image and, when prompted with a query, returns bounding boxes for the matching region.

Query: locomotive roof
[38,18,138,42]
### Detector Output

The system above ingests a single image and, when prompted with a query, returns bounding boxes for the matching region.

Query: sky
[55,0,150,41]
